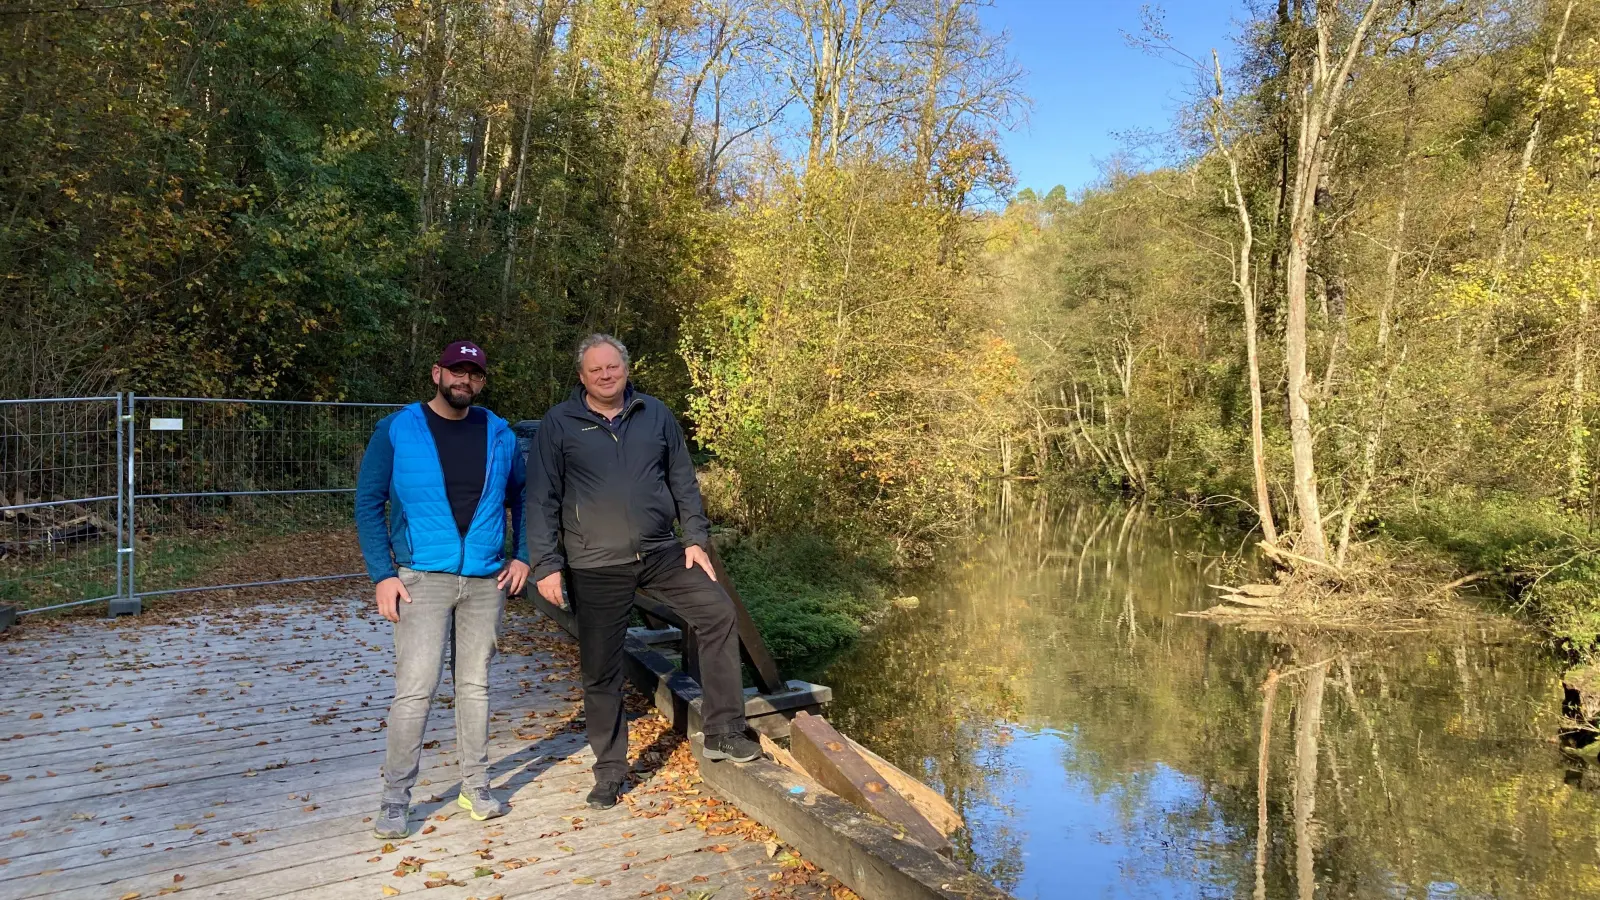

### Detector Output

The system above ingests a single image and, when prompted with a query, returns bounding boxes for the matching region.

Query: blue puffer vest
[385,402,517,577]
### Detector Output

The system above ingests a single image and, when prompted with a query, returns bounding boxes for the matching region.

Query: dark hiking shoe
[703,731,762,763]
[457,785,508,821]
[587,779,625,810]
[374,801,410,839]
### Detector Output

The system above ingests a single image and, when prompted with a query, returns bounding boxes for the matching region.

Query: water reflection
[822,498,1600,899]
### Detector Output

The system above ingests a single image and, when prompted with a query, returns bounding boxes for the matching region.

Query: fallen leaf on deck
[708,845,729,853]
[421,826,436,835]
[573,877,595,884]
[473,867,493,878]
[382,887,400,897]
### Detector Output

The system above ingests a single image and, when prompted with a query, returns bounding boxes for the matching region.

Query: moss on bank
[717,532,893,673]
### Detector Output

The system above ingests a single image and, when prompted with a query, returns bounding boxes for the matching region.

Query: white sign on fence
[149,418,184,431]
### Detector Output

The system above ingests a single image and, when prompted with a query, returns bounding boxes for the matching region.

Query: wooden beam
[692,735,1011,900]
[707,543,788,694]
[528,593,830,739]
[789,711,952,857]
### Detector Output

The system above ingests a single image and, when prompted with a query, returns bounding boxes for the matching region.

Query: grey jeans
[382,567,505,805]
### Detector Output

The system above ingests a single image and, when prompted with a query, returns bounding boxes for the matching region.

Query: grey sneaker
[703,731,762,763]
[456,785,507,821]
[374,801,410,839]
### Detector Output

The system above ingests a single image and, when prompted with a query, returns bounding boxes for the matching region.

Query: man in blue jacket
[528,334,760,812]
[355,340,530,840]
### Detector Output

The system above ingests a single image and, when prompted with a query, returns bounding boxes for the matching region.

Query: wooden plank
[789,711,951,857]
[691,734,1011,900]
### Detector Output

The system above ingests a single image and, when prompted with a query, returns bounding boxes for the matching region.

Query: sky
[979,0,1247,197]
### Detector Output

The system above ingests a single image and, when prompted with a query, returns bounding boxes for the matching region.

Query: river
[819,499,1600,899]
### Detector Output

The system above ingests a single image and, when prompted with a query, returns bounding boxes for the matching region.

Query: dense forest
[991,0,1600,652]
[4,1,1600,655]
[1,0,1021,568]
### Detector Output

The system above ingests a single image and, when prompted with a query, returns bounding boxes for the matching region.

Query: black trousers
[568,545,747,781]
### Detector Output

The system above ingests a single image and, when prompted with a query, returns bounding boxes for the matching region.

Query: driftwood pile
[1178,582,1287,621]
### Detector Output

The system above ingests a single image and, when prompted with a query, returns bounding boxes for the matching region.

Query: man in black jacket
[527,334,761,810]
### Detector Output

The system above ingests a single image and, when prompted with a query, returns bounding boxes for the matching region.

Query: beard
[443,384,478,410]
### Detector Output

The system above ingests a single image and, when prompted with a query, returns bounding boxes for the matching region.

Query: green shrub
[720,533,892,670]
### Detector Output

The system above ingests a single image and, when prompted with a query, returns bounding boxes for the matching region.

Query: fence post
[108,391,140,617]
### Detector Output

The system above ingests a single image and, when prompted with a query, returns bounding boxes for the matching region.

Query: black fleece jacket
[526,385,710,578]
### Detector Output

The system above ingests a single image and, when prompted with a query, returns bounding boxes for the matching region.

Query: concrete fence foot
[107,597,142,617]
[0,605,16,632]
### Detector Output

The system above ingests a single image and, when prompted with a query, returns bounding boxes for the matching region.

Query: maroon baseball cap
[438,340,487,372]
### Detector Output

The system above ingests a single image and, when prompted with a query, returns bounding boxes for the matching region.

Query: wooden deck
[0,600,839,900]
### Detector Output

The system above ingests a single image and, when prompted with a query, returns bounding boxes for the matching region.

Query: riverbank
[1059,473,1600,660]
[1376,492,1600,658]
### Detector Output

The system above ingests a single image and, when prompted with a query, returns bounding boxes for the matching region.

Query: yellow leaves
[382,887,400,897]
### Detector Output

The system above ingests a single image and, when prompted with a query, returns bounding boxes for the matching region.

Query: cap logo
[461,347,479,356]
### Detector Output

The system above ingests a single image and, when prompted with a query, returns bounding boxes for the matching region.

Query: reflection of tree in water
[825,496,1600,898]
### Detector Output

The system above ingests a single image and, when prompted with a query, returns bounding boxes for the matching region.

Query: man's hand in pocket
[375,576,411,623]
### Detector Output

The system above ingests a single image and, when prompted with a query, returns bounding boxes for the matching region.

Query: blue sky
[980,0,1246,197]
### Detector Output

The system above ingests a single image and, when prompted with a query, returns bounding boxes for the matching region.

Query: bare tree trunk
[1495,0,1576,273]
[498,0,565,314]
[1211,50,1278,543]
[1336,34,1422,564]
[1293,662,1329,900]
[1281,0,1388,563]
[1572,201,1595,503]
[1254,669,1281,900]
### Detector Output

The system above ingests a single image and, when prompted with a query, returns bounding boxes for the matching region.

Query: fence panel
[0,397,124,615]
[129,397,402,601]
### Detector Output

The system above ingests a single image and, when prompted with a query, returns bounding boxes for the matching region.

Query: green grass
[720,532,893,674]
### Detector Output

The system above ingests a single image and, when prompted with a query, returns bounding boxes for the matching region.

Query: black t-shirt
[422,404,487,536]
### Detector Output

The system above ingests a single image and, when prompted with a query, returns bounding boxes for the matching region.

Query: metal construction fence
[1,394,402,618]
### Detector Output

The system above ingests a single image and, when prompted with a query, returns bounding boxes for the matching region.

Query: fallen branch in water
[1425,571,1490,599]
